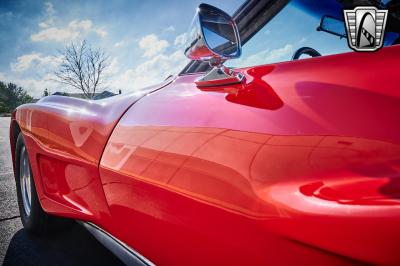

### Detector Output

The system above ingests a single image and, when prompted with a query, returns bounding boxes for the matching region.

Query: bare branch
[53,40,109,99]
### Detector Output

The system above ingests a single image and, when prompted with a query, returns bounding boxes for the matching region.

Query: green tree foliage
[0,81,34,113]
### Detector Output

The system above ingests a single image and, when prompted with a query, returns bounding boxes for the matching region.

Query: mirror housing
[184,3,244,87]
[317,15,347,39]
[184,3,241,66]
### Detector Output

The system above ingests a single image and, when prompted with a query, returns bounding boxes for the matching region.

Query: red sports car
[9,0,400,265]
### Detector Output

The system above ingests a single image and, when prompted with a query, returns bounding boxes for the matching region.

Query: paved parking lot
[0,117,123,265]
[0,117,21,265]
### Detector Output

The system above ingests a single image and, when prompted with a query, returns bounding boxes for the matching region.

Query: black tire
[15,133,71,235]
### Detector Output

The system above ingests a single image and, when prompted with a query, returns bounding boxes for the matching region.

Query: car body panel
[9,42,400,264]
[9,79,173,222]
[99,45,400,265]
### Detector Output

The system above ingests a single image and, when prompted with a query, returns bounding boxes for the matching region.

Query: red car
[9,0,400,265]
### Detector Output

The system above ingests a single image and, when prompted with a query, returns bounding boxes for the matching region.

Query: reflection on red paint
[9,45,400,265]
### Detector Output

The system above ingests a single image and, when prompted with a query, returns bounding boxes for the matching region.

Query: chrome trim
[78,221,155,266]
[195,66,245,87]
[20,145,32,216]
[184,3,242,62]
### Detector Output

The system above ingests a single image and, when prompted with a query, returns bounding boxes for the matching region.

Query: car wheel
[15,133,71,235]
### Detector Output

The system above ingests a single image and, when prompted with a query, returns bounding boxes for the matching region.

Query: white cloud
[163,26,175,33]
[38,22,50,28]
[31,19,107,42]
[174,32,187,47]
[38,2,56,28]
[69,19,92,31]
[0,71,63,98]
[109,50,189,92]
[228,44,293,68]
[266,44,293,62]
[104,57,120,76]
[14,75,60,97]
[45,2,55,15]
[31,26,75,42]
[114,37,139,48]
[5,47,189,98]
[114,40,126,47]
[95,28,107,38]
[6,51,67,97]
[11,52,62,72]
[138,34,169,58]
[299,37,307,44]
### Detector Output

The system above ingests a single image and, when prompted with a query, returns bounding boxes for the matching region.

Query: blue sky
[0,0,352,98]
[0,0,243,97]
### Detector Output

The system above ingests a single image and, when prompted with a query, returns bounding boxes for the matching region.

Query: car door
[98,45,400,265]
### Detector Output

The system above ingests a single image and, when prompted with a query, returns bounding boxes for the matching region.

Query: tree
[0,81,34,113]
[54,40,108,99]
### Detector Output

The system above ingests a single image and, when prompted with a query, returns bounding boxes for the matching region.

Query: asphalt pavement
[0,117,124,266]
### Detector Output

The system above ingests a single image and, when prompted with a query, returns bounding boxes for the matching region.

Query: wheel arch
[9,112,21,175]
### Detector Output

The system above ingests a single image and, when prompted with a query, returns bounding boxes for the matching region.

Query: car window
[225,2,351,68]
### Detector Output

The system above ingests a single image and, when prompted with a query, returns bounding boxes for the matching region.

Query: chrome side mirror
[185,3,244,87]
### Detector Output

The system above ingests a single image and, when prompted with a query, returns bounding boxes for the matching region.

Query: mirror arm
[209,57,224,68]
[195,64,245,88]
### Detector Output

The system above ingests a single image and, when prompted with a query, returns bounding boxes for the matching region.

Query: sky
[0,0,243,97]
[0,0,352,98]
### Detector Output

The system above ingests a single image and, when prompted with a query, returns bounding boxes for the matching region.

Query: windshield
[225,2,350,68]
[224,0,400,68]
[181,0,400,74]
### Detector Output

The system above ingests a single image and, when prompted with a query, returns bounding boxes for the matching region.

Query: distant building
[93,91,117,100]
[52,91,70,97]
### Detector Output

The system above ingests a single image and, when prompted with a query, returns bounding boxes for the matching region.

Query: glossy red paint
[99,46,400,265]
[9,45,400,265]
[9,80,172,222]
